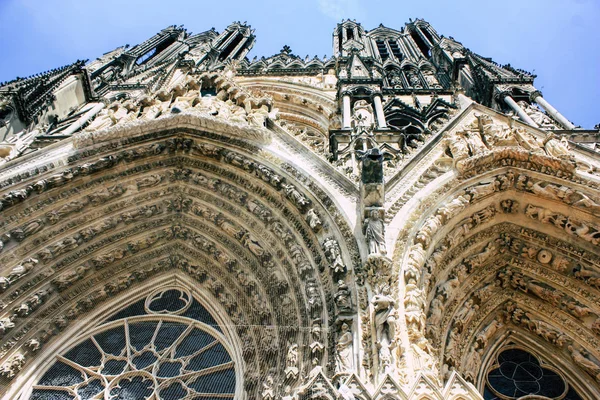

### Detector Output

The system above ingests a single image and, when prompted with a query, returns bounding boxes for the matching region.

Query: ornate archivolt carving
[0,130,364,398]
[389,149,600,391]
[425,224,600,388]
[2,249,278,394]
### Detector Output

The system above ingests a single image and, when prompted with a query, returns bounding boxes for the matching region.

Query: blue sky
[0,0,597,128]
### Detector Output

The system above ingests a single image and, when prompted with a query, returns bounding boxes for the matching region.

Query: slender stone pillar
[503,94,539,128]
[342,94,352,129]
[530,91,576,130]
[373,95,387,129]
[61,102,105,135]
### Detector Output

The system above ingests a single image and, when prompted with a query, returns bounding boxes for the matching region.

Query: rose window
[29,288,237,400]
[484,348,582,400]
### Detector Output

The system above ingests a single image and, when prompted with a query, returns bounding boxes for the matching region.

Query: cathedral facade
[0,19,599,400]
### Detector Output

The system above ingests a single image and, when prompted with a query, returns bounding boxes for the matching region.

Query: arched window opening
[218,34,244,61]
[217,30,235,47]
[484,348,583,400]
[28,287,237,400]
[135,36,177,66]
[420,27,436,46]
[376,39,389,61]
[410,30,431,58]
[135,48,157,65]
[388,40,403,61]
[346,28,354,41]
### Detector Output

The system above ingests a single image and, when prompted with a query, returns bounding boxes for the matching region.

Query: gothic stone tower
[0,19,599,400]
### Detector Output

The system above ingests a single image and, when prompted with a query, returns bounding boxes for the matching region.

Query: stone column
[342,94,352,129]
[502,94,539,128]
[373,95,387,129]
[530,91,576,130]
[61,102,105,136]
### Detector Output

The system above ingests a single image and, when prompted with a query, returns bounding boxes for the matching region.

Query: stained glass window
[29,288,236,400]
[484,348,582,400]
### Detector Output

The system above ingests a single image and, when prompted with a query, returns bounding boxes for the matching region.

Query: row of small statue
[448,114,572,161]
[85,80,271,132]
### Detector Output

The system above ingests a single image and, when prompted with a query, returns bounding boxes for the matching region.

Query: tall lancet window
[28,287,237,400]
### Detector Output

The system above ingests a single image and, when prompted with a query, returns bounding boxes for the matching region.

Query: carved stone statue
[306,209,322,232]
[335,280,352,313]
[475,317,503,350]
[246,104,270,127]
[518,101,557,129]
[323,238,346,273]
[364,209,386,256]
[170,84,199,113]
[284,343,299,380]
[351,100,374,127]
[336,323,354,373]
[543,132,573,160]
[438,194,470,219]
[569,345,600,382]
[426,294,444,338]
[0,258,38,289]
[372,285,396,348]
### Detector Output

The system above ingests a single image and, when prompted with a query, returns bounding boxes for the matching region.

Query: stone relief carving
[335,323,354,373]
[323,237,346,274]
[517,101,559,130]
[569,345,600,383]
[524,203,600,245]
[0,353,25,378]
[444,113,577,177]
[0,258,38,291]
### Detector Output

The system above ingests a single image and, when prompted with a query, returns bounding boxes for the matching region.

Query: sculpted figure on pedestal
[454,298,479,328]
[480,114,516,146]
[426,294,444,338]
[285,343,299,380]
[306,209,322,232]
[246,104,270,127]
[335,280,352,313]
[372,285,397,348]
[447,131,469,161]
[0,258,38,290]
[351,99,374,128]
[85,102,120,131]
[261,374,275,400]
[336,323,354,373]
[282,183,311,212]
[364,210,386,256]
[513,127,544,152]
[475,316,503,350]
[46,200,88,224]
[463,129,489,157]
[404,243,425,284]
[194,94,218,115]
[416,214,443,246]
[405,282,426,337]
[137,95,161,120]
[323,238,346,273]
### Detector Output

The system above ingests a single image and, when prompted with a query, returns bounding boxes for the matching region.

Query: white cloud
[317,0,362,20]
